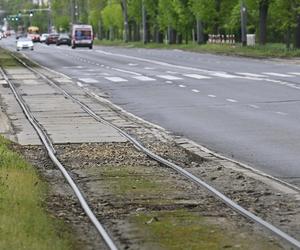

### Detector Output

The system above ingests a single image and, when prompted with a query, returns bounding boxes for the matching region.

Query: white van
[71,25,93,49]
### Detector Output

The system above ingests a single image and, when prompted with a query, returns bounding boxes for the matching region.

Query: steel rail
[10,54,300,249]
[0,66,118,250]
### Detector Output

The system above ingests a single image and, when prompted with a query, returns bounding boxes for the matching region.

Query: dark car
[45,33,59,45]
[56,33,71,46]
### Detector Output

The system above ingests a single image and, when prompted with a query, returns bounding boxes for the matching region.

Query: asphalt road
[2,37,300,187]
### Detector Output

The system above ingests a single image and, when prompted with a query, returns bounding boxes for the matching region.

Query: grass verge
[94,40,300,59]
[0,136,75,249]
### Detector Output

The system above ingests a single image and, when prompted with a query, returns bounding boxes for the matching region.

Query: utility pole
[240,0,247,46]
[122,0,129,42]
[142,0,147,44]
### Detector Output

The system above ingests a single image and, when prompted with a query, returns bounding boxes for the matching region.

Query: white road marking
[236,72,268,78]
[77,81,84,87]
[184,74,211,79]
[111,67,141,76]
[132,76,156,81]
[263,72,294,77]
[275,111,288,116]
[128,63,138,66]
[213,73,238,78]
[166,71,178,74]
[166,81,173,84]
[208,95,216,98]
[144,67,155,70]
[226,98,238,103]
[105,77,128,82]
[179,85,186,88]
[63,66,84,69]
[79,78,98,83]
[288,72,300,76]
[192,89,200,93]
[157,75,183,80]
[248,104,260,109]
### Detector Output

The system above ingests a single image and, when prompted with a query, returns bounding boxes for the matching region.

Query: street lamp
[240,1,247,46]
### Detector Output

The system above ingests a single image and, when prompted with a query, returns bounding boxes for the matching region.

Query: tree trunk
[214,0,221,34]
[259,0,269,45]
[142,1,147,44]
[121,0,129,42]
[295,14,300,49]
[196,18,204,44]
[286,27,291,50]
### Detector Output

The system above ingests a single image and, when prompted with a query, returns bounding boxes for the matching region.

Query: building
[32,0,49,6]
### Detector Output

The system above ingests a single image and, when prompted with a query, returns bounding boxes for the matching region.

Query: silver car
[16,37,34,51]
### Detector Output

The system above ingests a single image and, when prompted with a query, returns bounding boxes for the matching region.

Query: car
[56,33,71,46]
[45,33,59,45]
[40,33,49,43]
[16,37,34,51]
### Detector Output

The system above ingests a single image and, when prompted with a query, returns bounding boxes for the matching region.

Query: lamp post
[240,1,247,46]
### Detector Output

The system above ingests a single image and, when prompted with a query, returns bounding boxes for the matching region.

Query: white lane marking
[166,71,178,74]
[236,72,268,78]
[208,95,216,98]
[111,67,142,76]
[275,111,288,116]
[288,72,300,76]
[179,85,186,88]
[128,63,138,66]
[166,81,173,84]
[157,75,183,80]
[144,67,155,70]
[79,78,98,83]
[248,104,260,109]
[263,72,294,77]
[105,77,128,82]
[192,89,200,93]
[63,66,84,69]
[226,98,238,103]
[213,72,238,78]
[132,76,156,81]
[77,81,84,87]
[184,74,211,79]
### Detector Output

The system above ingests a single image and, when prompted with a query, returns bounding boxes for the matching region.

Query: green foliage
[1,0,300,46]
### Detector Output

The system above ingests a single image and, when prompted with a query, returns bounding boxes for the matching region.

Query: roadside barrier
[208,34,236,45]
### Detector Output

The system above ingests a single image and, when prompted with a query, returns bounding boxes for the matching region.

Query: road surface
[1,37,300,187]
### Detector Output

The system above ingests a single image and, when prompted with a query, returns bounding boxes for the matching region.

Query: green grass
[94,39,300,58]
[133,210,281,250]
[0,48,19,67]
[0,136,75,250]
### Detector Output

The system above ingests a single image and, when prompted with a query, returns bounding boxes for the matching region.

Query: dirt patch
[14,142,290,249]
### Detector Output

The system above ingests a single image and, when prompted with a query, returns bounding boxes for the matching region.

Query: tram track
[1,52,300,249]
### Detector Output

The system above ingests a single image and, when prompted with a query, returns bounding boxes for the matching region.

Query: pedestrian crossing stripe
[132,76,156,81]
[105,77,128,82]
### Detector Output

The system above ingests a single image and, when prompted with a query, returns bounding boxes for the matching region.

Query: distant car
[45,33,59,45]
[56,33,71,46]
[16,37,34,51]
[27,33,40,42]
[40,33,49,43]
